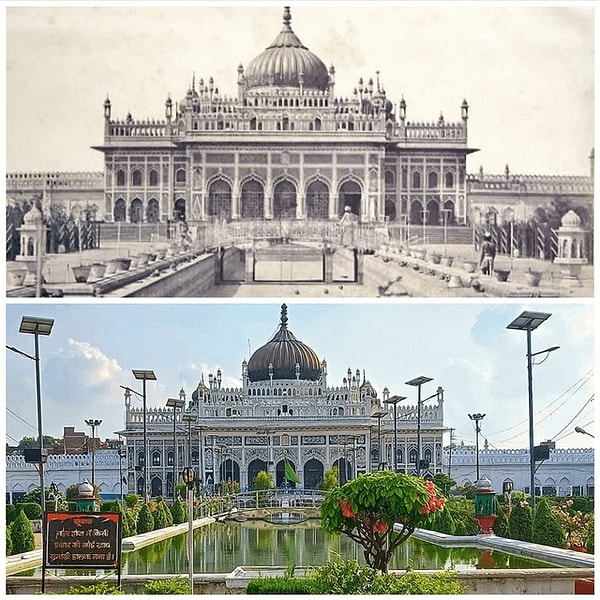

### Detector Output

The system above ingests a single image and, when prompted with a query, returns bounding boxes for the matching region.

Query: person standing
[479,232,496,275]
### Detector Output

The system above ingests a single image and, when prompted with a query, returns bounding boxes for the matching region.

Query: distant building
[446,443,594,497]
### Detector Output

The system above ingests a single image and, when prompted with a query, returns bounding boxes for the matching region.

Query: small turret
[461,98,469,121]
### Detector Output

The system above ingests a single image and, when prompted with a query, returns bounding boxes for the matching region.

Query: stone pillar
[245,247,254,283]
[323,244,335,283]
[354,248,364,284]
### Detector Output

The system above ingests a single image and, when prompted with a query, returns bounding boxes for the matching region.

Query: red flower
[372,520,388,534]
[339,499,356,519]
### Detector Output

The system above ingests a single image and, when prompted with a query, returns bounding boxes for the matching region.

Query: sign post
[45,512,122,590]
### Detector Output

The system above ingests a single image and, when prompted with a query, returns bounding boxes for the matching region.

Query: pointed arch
[337,175,363,217]
[305,176,330,219]
[273,178,297,218]
[240,176,265,219]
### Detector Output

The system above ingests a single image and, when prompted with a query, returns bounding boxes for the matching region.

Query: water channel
[121,520,553,575]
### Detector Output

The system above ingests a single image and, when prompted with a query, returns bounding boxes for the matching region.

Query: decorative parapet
[107,119,168,137]
[445,447,594,465]
[6,450,122,470]
[6,171,104,191]
[467,173,593,194]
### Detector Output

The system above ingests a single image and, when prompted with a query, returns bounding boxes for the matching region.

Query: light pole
[370,409,388,470]
[468,413,485,481]
[507,311,558,509]
[182,466,196,594]
[84,419,102,489]
[405,376,433,476]
[575,426,594,439]
[167,395,186,503]
[6,315,54,593]
[383,389,406,472]
[118,442,126,507]
[131,369,157,503]
[182,411,197,469]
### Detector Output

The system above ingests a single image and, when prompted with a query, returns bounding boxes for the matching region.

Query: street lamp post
[507,311,558,510]
[7,315,54,593]
[370,410,388,470]
[182,412,197,469]
[84,419,102,489]
[131,369,157,503]
[383,389,406,472]
[167,395,186,503]
[575,426,594,439]
[182,467,196,594]
[118,445,126,507]
[468,413,486,481]
[405,376,433,476]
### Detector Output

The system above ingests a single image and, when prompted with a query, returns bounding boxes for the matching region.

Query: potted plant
[462,260,478,273]
[71,264,92,283]
[440,255,454,267]
[551,499,592,552]
[525,268,543,287]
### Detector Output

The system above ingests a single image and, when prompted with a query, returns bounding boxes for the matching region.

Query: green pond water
[120,520,553,574]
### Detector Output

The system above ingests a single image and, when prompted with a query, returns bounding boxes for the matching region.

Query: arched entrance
[147,198,160,223]
[333,457,353,485]
[273,180,297,218]
[276,459,298,489]
[443,200,456,225]
[303,458,324,490]
[114,198,126,222]
[385,198,397,222]
[174,198,186,221]
[219,458,240,488]
[426,199,440,225]
[306,180,329,219]
[150,477,162,498]
[248,458,268,489]
[339,180,362,217]
[241,179,265,218]
[208,179,232,220]
[410,200,424,225]
[130,198,143,223]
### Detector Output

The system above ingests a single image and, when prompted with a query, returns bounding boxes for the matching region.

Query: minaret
[103,95,111,137]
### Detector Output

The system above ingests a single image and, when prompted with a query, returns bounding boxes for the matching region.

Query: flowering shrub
[551,499,593,549]
[321,471,447,572]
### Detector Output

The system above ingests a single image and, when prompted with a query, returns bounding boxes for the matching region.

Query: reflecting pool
[121,520,554,574]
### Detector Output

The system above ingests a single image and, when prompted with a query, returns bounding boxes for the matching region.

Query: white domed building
[119,304,446,497]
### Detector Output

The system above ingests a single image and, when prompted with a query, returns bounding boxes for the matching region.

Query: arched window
[208,179,232,220]
[412,170,422,189]
[167,451,174,467]
[250,117,257,130]
[149,169,159,187]
[306,179,329,219]
[427,170,438,189]
[132,169,142,187]
[385,171,395,188]
[444,170,454,188]
[152,451,161,466]
[175,168,186,185]
[314,117,322,131]
[116,169,126,187]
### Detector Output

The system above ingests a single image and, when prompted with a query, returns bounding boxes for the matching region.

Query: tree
[137,503,155,534]
[431,473,456,497]
[320,471,446,573]
[6,524,13,556]
[252,470,275,507]
[318,467,339,491]
[508,499,532,542]
[10,510,35,554]
[170,498,187,525]
[532,497,566,548]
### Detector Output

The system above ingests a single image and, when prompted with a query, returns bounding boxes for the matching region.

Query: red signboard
[45,512,121,569]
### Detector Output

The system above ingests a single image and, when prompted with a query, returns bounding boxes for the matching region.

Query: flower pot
[463,260,478,273]
[6,267,28,287]
[87,263,107,282]
[429,253,441,264]
[525,270,543,287]
[568,545,587,553]
[413,249,426,260]
[440,256,454,267]
[72,265,92,283]
[137,252,151,267]
[495,269,511,282]
[115,257,132,272]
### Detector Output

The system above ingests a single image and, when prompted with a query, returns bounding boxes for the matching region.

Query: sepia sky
[5,301,595,451]
[4,1,595,176]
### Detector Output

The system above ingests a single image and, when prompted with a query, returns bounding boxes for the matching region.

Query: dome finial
[280,303,288,329]
[283,6,291,27]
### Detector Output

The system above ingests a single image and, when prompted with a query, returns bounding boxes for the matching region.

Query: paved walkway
[7,241,594,298]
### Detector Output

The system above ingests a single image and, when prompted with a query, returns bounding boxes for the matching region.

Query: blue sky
[5,300,595,451]
[5,2,594,175]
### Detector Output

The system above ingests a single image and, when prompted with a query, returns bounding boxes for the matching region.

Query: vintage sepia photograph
[5,3,594,298]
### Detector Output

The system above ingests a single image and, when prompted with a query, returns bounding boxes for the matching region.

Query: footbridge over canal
[220,489,325,523]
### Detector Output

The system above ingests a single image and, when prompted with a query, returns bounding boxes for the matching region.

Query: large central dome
[244,7,330,91]
[247,304,321,382]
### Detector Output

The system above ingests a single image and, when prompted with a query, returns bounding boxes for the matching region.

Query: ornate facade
[119,304,445,498]
[93,6,471,226]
